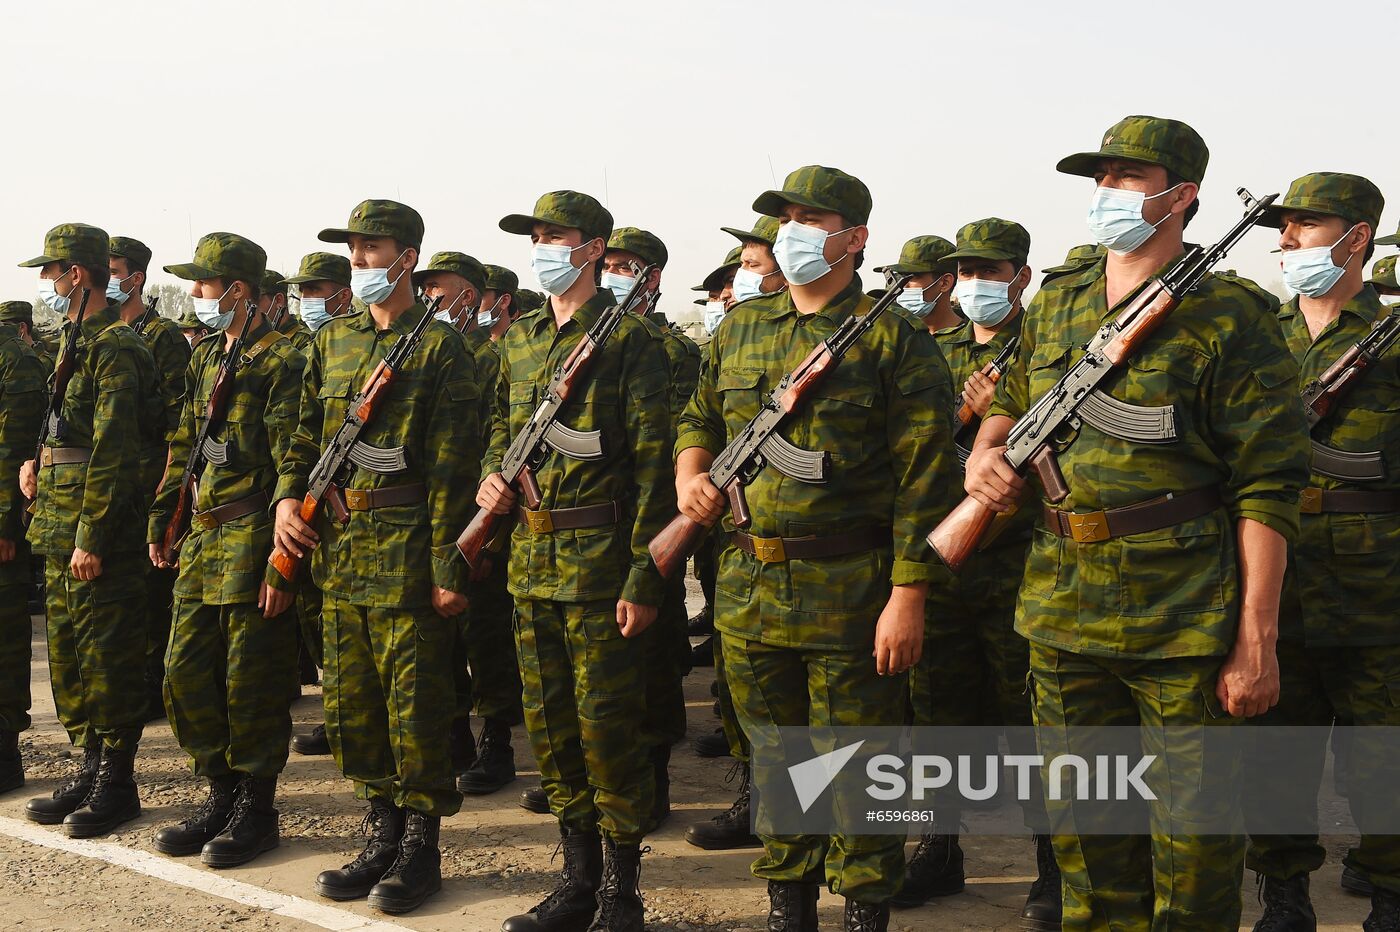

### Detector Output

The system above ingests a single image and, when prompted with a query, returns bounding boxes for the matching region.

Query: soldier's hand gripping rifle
[454,265,657,570]
[647,273,914,580]
[158,307,256,564]
[268,296,442,582]
[1298,312,1400,482]
[954,335,1020,428]
[927,188,1278,572]
[23,288,92,523]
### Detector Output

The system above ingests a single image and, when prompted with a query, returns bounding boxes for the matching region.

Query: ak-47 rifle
[266,292,287,331]
[1299,311,1400,482]
[23,288,92,523]
[647,272,914,580]
[927,188,1278,572]
[454,266,658,570]
[133,294,159,335]
[269,297,442,582]
[955,336,1020,427]
[158,306,257,564]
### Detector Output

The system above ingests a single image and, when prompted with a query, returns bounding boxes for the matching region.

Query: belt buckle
[1299,487,1322,515]
[524,509,554,534]
[750,535,787,563]
[193,511,218,530]
[344,489,370,511]
[39,447,53,467]
[1065,510,1110,544]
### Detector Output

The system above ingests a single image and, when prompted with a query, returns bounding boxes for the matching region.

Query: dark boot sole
[202,832,279,868]
[26,806,77,825]
[315,880,376,901]
[153,835,214,857]
[367,877,442,914]
[519,795,550,815]
[290,741,332,756]
[458,774,516,795]
[1019,915,1060,932]
[684,829,761,850]
[63,801,141,838]
[889,878,965,909]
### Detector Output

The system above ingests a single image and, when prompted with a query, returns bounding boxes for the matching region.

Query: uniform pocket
[1117,514,1225,617]
[1330,513,1400,617]
[791,547,890,615]
[372,502,431,579]
[1024,526,1062,600]
[717,366,765,426]
[1027,342,1074,401]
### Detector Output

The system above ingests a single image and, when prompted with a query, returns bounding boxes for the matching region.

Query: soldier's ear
[1168,182,1199,217]
[846,226,869,253]
[1348,222,1372,257]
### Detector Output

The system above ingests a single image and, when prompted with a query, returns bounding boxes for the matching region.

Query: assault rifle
[954,336,1020,427]
[1300,311,1400,482]
[23,288,92,523]
[134,295,159,334]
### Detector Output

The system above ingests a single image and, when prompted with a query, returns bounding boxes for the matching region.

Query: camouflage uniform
[149,233,304,779]
[265,266,314,352]
[277,201,481,817]
[1243,174,1400,895]
[1368,254,1399,291]
[1041,244,1106,286]
[989,118,1311,930]
[491,192,674,844]
[677,166,957,904]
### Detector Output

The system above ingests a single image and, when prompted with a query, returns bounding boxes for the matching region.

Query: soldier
[1040,243,1106,286]
[966,115,1310,929]
[515,288,546,318]
[676,165,956,932]
[0,300,47,794]
[258,270,313,350]
[879,235,958,335]
[413,250,522,796]
[1366,253,1400,303]
[17,223,161,838]
[727,215,789,306]
[690,246,740,320]
[481,264,520,343]
[1,301,55,375]
[109,236,191,722]
[146,232,303,866]
[176,308,210,348]
[480,191,673,932]
[273,200,481,914]
[1243,173,1400,931]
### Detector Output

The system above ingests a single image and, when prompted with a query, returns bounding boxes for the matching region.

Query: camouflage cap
[0,300,34,324]
[1377,221,1400,247]
[944,218,1031,265]
[691,246,743,293]
[1056,115,1209,186]
[175,309,204,329]
[752,165,872,226]
[606,227,668,270]
[483,264,519,294]
[283,251,352,287]
[515,289,546,314]
[319,199,424,250]
[261,269,287,296]
[720,216,780,247]
[1368,255,1399,289]
[1042,243,1105,274]
[1255,172,1386,233]
[412,251,487,292]
[19,222,110,269]
[108,236,152,272]
[163,232,267,285]
[500,191,613,243]
[875,235,957,275]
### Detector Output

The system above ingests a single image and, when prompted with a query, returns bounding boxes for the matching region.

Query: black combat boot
[843,898,890,932]
[63,744,141,838]
[766,880,819,932]
[202,775,280,867]
[26,744,100,823]
[153,775,237,855]
[890,832,964,907]
[459,718,516,795]
[291,722,332,756]
[316,797,404,900]
[1253,873,1316,931]
[1365,886,1400,932]
[367,808,442,914]
[690,727,730,759]
[1020,834,1062,930]
[450,716,477,779]
[0,729,24,794]
[649,745,670,830]
[586,837,644,932]
[520,782,551,814]
[503,827,603,932]
[686,606,713,636]
[685,762,759,850]
[1345,864,1376,897]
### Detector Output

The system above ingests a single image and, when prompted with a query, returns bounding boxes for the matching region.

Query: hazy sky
[4,0,1398,318]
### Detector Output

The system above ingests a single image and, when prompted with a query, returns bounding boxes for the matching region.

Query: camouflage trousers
[296,580,323,671]
[321,596,460,817]
[454,556,523,723]
[44,552,146,751]
[722,632,907,903]
[1246,638,1400,892]
[713,629,750,763]
[1030,641,1242,932]
[144,565,175,697]
[164,599,295,778]
[642,573,690,750]
[0,581,31,733]
[514,597,652,845]
[694,529,718,609]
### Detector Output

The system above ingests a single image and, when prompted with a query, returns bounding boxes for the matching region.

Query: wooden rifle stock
[269,493,322,582]
[649,513,709,580]
[926,495,998,573]
[456,465,543,570]
[955,363,1003,426]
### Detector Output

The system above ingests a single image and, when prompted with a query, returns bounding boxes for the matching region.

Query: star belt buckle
[524,509,554,534]
[1299,488,1323,515]
[193,510,219,530]
[1065,510,1110,544]
[39,447,54,467]
[343,489,370,511]
[750,535,787,563]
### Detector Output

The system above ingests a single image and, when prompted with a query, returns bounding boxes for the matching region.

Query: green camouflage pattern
[134,313,191,444]
[1056,114,1210,185]
[988,260,1311,658]
[877,234,956,275]
[413,251,487,293]
[1276,287,1400,646]
[642,310,701,418]
[676,275,957,650]
[19,222,109,270]
[284,251,352,287]
[720,216,780,247]
[944,218,1031,264]
[260,269,287,297]
[1041,243,1106,282]
[1377,220,1400,246]
[606,227,668,269]
[0,300,33,324]
[1368,255,1399,289]
[483,264,519,295]
[1255,171,1385,232]
[149,321,304,602]
[163,232,267,286]
[108,236,151,272]
[484,289,674,606]
[712,627,749,761]
[695,246,743,293]
[164,600,296,778]
[319,199,425,250]
[176,309,204,330]
[276,312,313,350]
[516,289,545,314]
[752,165,872,226]
[500,190,613,243]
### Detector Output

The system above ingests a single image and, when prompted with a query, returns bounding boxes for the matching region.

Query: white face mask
[954,270,1023,327]
[350,249,408,305]
[1086,183,1183,255]
[532,242,590,296]
[731,267,780,303]
[703,300,726,334]
[107,273,133,305]
[772,221,853,285]
[193,282,237,331]
[476,293,507,329]
[895,282,943,318]
[38,276,72,314]
[600,270,640,306]
[299,295,337,332]
[1281,224,1358,298]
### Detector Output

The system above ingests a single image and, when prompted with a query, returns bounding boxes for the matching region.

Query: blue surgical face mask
[38,276,72,314]
[895,281,944,318]
[532,241,590,296]
[350,250,408,305]
[954,270,1023,327]
[773,221,853,286]
[703,300,726,334]
[299,294,338,333]
[1086,183,1183,255]
[476,293,506,330]
[600,270,639,305]
[107,273,133,305]
[194,283,236,331]
[731,267,780,303]
[1282,224,1358,298]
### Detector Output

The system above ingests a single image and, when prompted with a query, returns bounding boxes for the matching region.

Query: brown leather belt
[516,501,621,534]
[343,483,427,511]
[733,526,891,564]
[1043,487,1222,544]
[1300,487,1400,515]
[39,446,91,467]
[193,491,270,531]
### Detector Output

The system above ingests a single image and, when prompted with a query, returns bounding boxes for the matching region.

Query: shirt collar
[347,301,428,335]
[528,287,613,336]
[759,273,865,323]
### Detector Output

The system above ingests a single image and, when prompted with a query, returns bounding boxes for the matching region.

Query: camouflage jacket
[27,305,160,560]
[276,313,314,351]
[460,326,501,448]
[677,276,958,651]
[989,259,1310,659]
[275,303,481,607]
[134,311,191,445]
[1278,287,1400,646]
[645,310,701,418]
[485,289,673,606]
[0,324,46,585]
[149,321,304,603]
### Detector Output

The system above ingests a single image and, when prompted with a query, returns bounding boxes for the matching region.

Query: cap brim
[1376,233,1400,246]
[1054,151,1109,178]
[316,227,354,244]
[1251,206,1290,231]
[17,254,60,268]
[282,273,321,285]
[499,214,546,236]
[720,225,771,245]
[162,262,221,281]
[752,189,839,219]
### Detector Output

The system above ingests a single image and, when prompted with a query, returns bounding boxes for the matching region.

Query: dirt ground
[0,596,1373,931]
